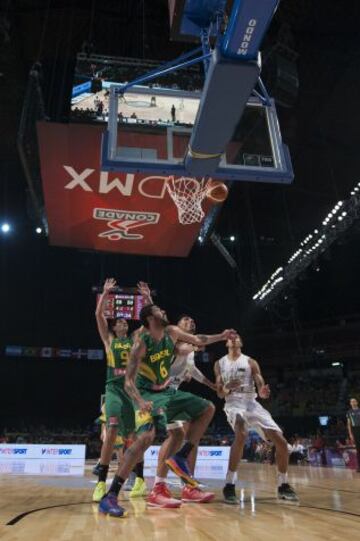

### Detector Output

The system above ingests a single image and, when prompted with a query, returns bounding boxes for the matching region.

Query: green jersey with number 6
[106,336,133,384]
[137,332,175,390]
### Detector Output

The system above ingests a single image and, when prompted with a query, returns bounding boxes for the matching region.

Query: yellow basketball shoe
[130,477,147,498]
[93,481,106,502]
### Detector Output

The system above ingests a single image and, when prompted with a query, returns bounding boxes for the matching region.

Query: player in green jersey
[93,278,150,506]
[148,314,217,506]
[99,303,235,516]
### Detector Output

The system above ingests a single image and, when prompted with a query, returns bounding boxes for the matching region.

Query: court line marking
[5,496,360,525]
[306,483,360,495]
[6,501,93,526]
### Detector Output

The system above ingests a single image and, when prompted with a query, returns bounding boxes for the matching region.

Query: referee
[347,397,360,472]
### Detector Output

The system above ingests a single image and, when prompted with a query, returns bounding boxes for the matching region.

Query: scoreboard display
[98,293,145,320]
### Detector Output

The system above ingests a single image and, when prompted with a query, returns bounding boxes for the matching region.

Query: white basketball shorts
[224,398,282,440]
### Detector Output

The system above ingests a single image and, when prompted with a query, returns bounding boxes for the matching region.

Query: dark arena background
[0,1,360,539]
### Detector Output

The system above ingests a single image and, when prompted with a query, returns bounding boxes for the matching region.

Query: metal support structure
[17,66,48,233]
[101,0,293,186]
[210,232,239,270]
[200,27,211,73]
[113,48,209,96]
[257,77,272,106]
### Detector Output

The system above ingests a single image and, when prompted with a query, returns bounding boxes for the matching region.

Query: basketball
[206,180,229,203]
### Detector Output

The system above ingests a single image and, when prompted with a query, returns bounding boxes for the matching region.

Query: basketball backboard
[101,85,293,184]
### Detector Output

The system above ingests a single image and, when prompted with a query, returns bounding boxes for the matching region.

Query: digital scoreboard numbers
[99,294,145,320]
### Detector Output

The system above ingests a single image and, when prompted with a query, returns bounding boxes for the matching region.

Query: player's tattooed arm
[214,360,228,398]
[250,359,270,399]
[95,278,116,350]
[168,326,237,347]
[125,338,152,412]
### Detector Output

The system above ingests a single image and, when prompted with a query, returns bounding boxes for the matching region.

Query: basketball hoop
[166,176,210,225]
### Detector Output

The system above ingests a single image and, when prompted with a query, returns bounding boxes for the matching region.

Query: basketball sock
[175,441,194,459]
[108,475,125,496]
[225,470,237,485]
[154,476,167,486]
[134,460,144,480]
[277,472,288,487]
[98,464,109,483]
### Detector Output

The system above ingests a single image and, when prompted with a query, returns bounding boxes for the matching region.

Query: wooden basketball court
[0,462,359,540]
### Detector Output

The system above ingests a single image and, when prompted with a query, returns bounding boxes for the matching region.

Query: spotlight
[230,236,235,242]
[198,235,203,243]
[36,227,42,234]
[1,223,10,233]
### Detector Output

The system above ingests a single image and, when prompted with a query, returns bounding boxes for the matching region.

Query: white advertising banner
[144,446,230,480]
[0,444,86,460]
[0,459,85,476]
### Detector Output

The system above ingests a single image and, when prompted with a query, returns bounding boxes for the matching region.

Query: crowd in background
[75,59,204,94]
[71,102,194,128]
[268,373,341,416]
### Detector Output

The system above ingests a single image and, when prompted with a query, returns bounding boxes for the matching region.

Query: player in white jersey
[168,316,217,475]
[169,316,217,393]
[214,334,298,503]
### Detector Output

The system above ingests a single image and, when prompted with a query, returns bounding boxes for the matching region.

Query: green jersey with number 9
[137,332,175,390]
[106,336,133,384]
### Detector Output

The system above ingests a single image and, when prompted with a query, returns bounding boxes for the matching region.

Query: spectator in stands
[96,101,104,116]
[289,437,306,464]
[171,104,176,122]
[312,430,325,450]
[347,397,360,472]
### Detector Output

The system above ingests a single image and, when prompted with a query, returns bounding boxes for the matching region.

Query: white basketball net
[166,176,210,225]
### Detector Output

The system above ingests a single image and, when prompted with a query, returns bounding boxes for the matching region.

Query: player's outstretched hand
[137,281,151,299]
[103,278,116,293]
[221,329,237,341]
[259,384,271,399]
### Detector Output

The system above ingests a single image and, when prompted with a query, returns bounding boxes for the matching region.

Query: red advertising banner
[37,122,214,257]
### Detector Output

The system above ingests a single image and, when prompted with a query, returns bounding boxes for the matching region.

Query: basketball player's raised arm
[250,359,270,399]
[214,360,228,398]
[124,337,152,412]
[137,281,153,306]
[168,326,236,347]
[95,277,116,348]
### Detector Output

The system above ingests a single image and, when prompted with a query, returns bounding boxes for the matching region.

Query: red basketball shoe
[181,485,215,503]
[147,483,182,508]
